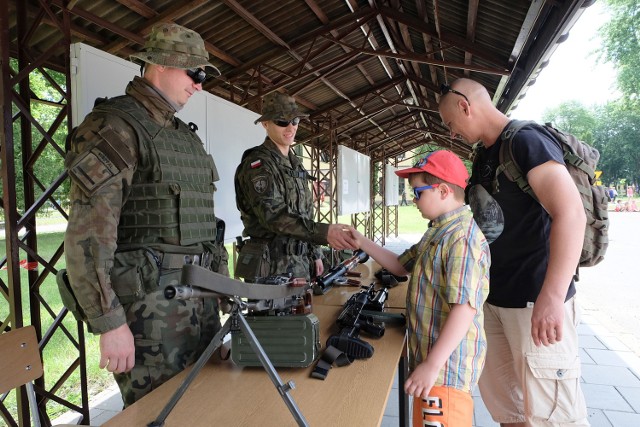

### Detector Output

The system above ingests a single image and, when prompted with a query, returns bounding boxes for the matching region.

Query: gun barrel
[165,285,221,300]
[314,250,369,293]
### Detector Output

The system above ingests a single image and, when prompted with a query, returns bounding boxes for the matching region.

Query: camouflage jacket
[234,138,326,260]
[64,76,219,334]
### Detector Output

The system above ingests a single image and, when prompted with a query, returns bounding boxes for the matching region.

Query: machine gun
[313,249,369,295]
[149,266,310,427]
[165,273,311,316]
[325,284,387,360]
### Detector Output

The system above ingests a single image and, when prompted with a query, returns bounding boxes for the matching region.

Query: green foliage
[415,142,441,159]
[593,101,640,185]
[537,2,640,187]
[541,99,640,185]
[600,0,640,105]
[1,59,69,215]
[542,101,596,145]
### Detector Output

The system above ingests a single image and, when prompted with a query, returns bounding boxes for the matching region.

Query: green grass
[396,204,430,234]
[0,231,113,423]
[334,203,429,235]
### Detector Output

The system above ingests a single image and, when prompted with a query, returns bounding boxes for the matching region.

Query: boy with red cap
[348,150,490,426]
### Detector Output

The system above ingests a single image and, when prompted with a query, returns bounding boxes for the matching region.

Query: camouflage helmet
[130,23,220,76]
[254,92,309,124]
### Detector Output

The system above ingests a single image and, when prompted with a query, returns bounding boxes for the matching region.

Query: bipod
[148,296,309,427]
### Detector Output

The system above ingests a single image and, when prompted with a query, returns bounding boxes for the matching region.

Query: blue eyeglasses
[413,184,440,200]
[186,68,207,84]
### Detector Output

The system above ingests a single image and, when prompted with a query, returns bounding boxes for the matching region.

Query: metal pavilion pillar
[309,115,340,264]
[0,0,89,424]
[382,149,399,240]
[310,117,337,227]
[389,154,399,238]
[351,136,372,242]
[370,155,384,246]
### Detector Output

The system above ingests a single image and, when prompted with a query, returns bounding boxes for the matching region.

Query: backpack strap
[564,150,595,181]
[496,120,540,202]
[543,126,596,182]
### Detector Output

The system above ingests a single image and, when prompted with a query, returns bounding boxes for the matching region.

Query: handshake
[326,224,365,251]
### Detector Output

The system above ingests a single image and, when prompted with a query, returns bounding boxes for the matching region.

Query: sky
[510,1,619,122]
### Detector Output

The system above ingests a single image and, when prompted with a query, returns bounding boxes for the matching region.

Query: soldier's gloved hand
[327,224,359,250]
[99,323,135,374]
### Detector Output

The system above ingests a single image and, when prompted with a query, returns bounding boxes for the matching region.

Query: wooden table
[103,304,407,427]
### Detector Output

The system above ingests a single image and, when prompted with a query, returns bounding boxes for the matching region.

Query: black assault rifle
[325,283,387,360]
[313,249,369,295]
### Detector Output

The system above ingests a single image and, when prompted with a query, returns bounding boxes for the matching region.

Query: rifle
[311,283,404,380]
[325,284,386,360]
[313,249,369,295]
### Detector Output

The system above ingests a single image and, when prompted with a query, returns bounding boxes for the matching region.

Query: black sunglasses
[273,117,301,127]
[186,68,207,84]
[440,84,470,105]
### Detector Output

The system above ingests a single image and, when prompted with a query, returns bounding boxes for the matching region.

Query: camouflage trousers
[269,253,313,281]
[114,270,221,407]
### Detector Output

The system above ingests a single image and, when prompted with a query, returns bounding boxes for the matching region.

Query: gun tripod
[148,296,309,427]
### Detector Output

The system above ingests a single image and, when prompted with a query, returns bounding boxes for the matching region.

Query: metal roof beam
[377,5,506,68]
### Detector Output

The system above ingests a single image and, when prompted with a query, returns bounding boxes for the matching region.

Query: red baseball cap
[395,150,469,189]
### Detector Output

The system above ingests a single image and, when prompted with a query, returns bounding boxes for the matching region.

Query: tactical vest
[95,96,219,247]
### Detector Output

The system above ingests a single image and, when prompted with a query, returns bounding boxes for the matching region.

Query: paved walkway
[55,213,640,426]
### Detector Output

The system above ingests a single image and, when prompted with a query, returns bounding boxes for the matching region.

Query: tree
[0,60,68,216]
[593,101,640,186]
[541,99,640,186]
[600,0,640,105]
[542,100,596,145]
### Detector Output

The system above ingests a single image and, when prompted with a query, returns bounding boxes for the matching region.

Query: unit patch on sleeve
[252,175,269,194]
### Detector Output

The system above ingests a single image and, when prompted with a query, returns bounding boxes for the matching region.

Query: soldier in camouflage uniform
[63,23,228,406]
[234,92,357,282]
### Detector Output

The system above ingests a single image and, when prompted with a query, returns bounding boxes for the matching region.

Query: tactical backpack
[495,120,609,269]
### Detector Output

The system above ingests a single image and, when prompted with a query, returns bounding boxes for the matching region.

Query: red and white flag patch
[250,160,262,169]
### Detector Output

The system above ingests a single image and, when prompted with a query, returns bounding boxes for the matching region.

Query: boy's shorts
[412,385,473,427]
[478,297,589,426]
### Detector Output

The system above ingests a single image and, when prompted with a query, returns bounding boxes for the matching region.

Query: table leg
[398,335,410,427]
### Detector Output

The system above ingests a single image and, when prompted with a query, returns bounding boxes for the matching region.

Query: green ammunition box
[231,313,320,368]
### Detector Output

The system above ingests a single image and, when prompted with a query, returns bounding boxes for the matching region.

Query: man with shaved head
[439,78,589,427]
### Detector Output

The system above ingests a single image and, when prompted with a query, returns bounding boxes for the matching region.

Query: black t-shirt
[467,123,576,307]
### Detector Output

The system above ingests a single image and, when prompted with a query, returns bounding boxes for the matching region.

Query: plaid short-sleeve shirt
[399,206,490,392]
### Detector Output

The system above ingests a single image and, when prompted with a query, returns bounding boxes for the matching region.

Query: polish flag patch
[250,160,262,169]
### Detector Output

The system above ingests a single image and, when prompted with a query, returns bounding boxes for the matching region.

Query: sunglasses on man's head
[273,117,301,127]
[186,68,207,84]
[440,84,470,105]
[413,184,440,200]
